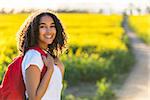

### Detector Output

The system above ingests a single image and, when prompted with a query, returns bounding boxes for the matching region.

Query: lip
[45,35,53,39]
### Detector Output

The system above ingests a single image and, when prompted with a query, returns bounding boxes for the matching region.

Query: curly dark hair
[17,9,67,57]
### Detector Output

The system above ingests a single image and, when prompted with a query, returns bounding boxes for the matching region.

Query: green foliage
[62,48,134,85]
[94,78,116,100]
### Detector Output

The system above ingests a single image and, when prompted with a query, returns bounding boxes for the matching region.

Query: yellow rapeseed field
[129,15,150,45]
[59,13,127,51]
[0,13,127,55]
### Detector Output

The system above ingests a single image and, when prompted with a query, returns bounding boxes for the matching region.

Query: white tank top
[22,49,63,100]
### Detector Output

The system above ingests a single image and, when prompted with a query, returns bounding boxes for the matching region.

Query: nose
[46,28,51,33]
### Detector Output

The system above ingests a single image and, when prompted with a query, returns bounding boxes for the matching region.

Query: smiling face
[38,15,56,49]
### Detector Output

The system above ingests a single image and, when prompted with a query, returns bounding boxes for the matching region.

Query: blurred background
[0,0,149,100]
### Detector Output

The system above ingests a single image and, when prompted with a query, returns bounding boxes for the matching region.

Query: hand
[54,57,63,67]
[42,53,54,71]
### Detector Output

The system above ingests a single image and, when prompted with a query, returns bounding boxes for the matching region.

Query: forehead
[40,15,54,23]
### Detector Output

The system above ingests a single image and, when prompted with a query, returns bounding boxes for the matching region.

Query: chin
[47,41,53,45]
[44,39,54,45]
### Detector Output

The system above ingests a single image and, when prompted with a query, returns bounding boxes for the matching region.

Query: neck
[38,43,48,51]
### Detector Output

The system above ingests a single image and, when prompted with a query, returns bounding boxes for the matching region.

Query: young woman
[17,9,67,100]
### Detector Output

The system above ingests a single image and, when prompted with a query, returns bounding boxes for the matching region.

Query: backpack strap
[29,46,47,56]
[28,46,47,80]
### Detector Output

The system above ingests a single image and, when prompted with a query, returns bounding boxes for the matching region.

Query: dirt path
[64,82,97,99]
[116,16,150,100]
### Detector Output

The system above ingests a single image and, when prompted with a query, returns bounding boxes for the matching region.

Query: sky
[0,0,149,13]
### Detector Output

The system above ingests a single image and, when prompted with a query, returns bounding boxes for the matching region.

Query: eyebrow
[39,23,55,25]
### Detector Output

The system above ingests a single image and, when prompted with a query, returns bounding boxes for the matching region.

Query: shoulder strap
[29,46,47,56]
[29,46,47,79]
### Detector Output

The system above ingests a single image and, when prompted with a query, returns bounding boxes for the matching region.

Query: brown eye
[50,25,55,28]
[40,26,46,28]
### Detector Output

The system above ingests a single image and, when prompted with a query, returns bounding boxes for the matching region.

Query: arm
[25,65,53,100]
[25,53,54,100]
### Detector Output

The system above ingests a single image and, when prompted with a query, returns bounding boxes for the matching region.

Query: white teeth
[45,35,52,39]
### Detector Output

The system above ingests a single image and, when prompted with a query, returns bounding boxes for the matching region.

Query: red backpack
[0,47,47,100]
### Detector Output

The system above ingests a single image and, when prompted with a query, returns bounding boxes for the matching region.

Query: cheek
[39,29,46,34]
[54,30,57,36]
[52,27,56,33]
[39,30,45,40]
[51,28,57,37]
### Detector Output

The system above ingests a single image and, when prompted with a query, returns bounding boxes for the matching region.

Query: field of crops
[0,13,134,99]
[129,15,150,45]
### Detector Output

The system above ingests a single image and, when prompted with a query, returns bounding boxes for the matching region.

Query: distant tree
[146,6,150,13]
[0,8,5,14]
[136,8,141,14]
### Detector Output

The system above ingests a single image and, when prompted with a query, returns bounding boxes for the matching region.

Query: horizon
[0,0,149,14]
